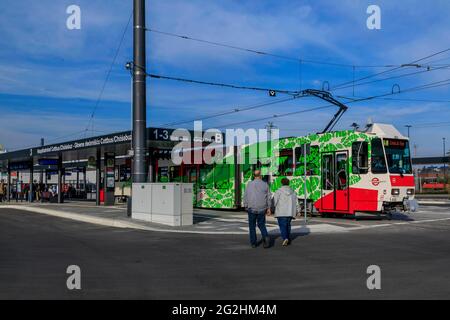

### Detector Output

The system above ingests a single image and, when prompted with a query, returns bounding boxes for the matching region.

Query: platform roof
[0,127,222,171]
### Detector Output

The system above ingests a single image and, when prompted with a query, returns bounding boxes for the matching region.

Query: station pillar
[103,152,116,206]
[7,163,11,202]
[83,167,87,197]
[57,155,64,204]
[76,169,80,190]
[15,171,19,202]
[96,148,101,206]
[29,159,33,202]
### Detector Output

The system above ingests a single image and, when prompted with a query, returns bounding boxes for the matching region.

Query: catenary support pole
[40,138,44,183]
[132,0,148,183]
[303,144,307,225]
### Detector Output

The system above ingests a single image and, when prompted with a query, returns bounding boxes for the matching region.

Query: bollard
[127,196,132,217]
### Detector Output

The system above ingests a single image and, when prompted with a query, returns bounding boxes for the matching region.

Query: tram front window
[371,138,387,174]
[383,139,412,174]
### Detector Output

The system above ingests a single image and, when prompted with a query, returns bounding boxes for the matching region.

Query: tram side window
[188,168,197,183]
[214,164,232,189]
[158,167,169,182]
[322,154,334,190]
[295,146,320,176]
[199,165,214,188]
[169,166,182,182]
[371,138,387,174]
[336,153,348,190]
[352,141,368,174]
[278,149,294,176]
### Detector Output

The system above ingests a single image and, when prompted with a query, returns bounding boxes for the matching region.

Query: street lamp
[405,125,412,138]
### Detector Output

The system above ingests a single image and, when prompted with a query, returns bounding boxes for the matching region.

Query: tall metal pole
[132,0,148,183]
[303,143,307,225]
[405,125,412,138]
[40,138,44,183]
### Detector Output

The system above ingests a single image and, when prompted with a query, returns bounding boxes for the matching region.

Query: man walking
[243,170,271,248]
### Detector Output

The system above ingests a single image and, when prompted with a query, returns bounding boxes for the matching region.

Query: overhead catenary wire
[210,105,335,129]
[146,28,418,69]
[145,28,450,93]
[330,47,450,90]
[147,73,299,95]
[331,64,450,91]
[338,96,450,104]
[140,40,450,131]
[159,96,299,127]
[146,61,450,128]
[144,49,450,125]
[7,130,88,152]
[209,77,450,129]
[84,11,133,137]
[405,121,450,129]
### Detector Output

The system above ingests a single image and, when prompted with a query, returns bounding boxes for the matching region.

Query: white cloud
[1,0,450,154]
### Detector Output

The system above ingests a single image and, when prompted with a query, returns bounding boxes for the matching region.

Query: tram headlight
[407,189,415,196]
[391,189,400,196]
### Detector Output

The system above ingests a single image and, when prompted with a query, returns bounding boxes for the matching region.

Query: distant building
[416,165,448,192]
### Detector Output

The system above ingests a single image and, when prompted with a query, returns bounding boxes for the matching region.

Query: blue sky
[0,0,449,156]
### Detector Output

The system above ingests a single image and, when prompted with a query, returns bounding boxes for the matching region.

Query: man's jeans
[248,209,269,246]
[277,217,292,241]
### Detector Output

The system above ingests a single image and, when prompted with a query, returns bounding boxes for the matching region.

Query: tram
[156,123,417,217]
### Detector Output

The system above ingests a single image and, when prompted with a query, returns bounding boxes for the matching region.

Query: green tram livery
[156,123,416,217]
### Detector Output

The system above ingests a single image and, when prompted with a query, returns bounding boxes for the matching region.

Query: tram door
[321,152,349,212]
[321,153,335,210]
[335,152,349,211]
[185,166,199,206]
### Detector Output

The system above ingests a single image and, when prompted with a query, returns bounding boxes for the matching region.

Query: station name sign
[31,128,224,157]
[34,133,132,156]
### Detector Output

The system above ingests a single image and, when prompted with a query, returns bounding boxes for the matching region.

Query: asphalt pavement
[0,206,450,299]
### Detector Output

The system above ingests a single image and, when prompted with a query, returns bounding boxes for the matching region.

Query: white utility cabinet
[131,183,193,226]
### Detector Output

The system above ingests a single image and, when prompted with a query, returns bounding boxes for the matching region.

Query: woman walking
[273,178,298,246]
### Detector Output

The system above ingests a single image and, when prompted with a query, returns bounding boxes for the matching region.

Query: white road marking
[349,217,450,231]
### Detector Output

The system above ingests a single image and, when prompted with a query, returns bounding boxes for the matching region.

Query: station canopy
[0,127,223,172]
